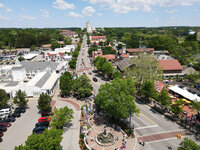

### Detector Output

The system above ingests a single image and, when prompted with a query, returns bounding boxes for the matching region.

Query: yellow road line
[141,112,158,125]
[85,72,101,87]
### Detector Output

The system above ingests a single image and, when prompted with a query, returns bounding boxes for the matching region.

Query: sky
[0,0,200,28]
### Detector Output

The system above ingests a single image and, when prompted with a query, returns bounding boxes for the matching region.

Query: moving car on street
[93,77,98,82]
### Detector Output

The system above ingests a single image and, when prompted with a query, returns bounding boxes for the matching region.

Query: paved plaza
[84,114,135,150]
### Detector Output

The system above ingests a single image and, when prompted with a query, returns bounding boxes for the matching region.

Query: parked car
[93,77,98,82]
[0,127,7,132]
[194,84,200,90]
[0,108,11,116]
[0,137,2,142]
[41,112,54,117]
[11,112,21,118]
[0,122,11,127]
[38,117,51,123]
[33,126,46,134]
[5,117,15,122]
[15,107,26,113]
[0,131,3,137]
[89,72,92,75]
[35,121,49,128]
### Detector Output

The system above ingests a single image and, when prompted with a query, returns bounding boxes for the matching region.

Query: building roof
[21,61,58,72]
[169,85,200,102]
[90,36,106,41]
[115,58,134,72]
[158,59,183,71]
[42,72,59,90]
[121,53,129,58]
[24,53,38,60]
[182,67,197,75]
[35,72,51,88]
[12,65,24,70]
[41,44,51,48]
[155,81,166,92]
[101,55,115,61]
[126,48,154,53]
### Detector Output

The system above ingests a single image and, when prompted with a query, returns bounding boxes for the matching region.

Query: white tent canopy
[168,85,200,102]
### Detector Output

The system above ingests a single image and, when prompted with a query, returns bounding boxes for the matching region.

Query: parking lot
[0,100,40,150]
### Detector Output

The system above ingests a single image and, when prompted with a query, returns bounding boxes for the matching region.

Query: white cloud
[0,14,9,21]
[0,3,4,8]
[40,9,50,18]
[6,8,12,12]
[20,15,36,20]
[165,9,178,14]
[53,0,75,10]
[82,6,96,16]
[89,0,200,14]
[97,13,102,16]
[68,12,83,18]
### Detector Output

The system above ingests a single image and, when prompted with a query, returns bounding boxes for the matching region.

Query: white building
[86,21,92,34]
[0,61,64,98]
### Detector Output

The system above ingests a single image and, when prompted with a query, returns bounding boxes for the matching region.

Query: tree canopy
[126,54,162,92]
[50,106,73,129]
[94,78,139,119]
[37,93,52,112]
[0,89,9,108]
[178,138,200,150]
[60,71,74,96]
[14,128,63,150]
[141,80,156,99]
[73,75,93,99]
[13,90,28,107]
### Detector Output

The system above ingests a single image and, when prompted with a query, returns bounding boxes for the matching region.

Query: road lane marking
[135,125,158,130]
[134,114,148,126]
[141,113,158,125]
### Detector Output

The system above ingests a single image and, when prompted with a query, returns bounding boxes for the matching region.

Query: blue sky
[0,0,199,28]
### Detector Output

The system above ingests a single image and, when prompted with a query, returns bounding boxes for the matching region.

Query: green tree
[141,80,156,99]
[69,59,77,69]
[60,71,73,96]
[101,46,116,55]
[50,106,73,129]
[0,89,9,108]
[94,78,139,119]
[178,138,200,150]
[18,56,25,62]
[13,90,28,107]
[87,39,91,45]
[88,47,97,55]
[72,50,79,58]
[157,88,171,107]
[191,100,200,112]
[14,128,63,150]
[184,73,199,82]
[102,61,113,78]
[51,40,60,50]
[126,54,162,93]
[193,58,200,71]
[64,38,72,45]
[37,93,52,112]
[30,45,37,51]
[58,34,64,41]
[112,69,122,79]
[170,99,184,116]
[73,75,93,99]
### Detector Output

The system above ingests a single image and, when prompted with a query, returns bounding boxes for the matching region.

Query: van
[0,108,11,116]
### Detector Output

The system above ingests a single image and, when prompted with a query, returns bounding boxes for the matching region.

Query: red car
[41,112,54,117]
[0,122,11,127]
[0,131,3,137]
[38,117,51,123]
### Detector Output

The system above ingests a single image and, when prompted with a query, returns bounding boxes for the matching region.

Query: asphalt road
[0,100,40,150]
